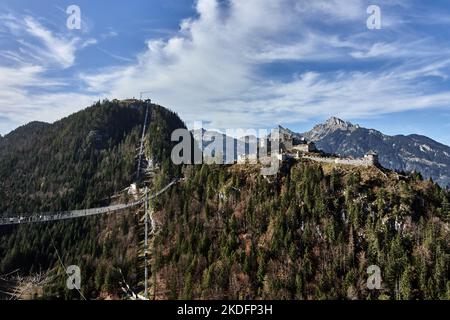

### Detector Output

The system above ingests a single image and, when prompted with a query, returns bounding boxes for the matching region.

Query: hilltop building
[364,151,379,166]
[302,151,380,167]
[233,126,380,169]
[275,129,317,155]
[237,153,258,164]
[292,142,317,153]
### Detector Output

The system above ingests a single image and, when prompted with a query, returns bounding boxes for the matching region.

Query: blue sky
[1,0,450,145]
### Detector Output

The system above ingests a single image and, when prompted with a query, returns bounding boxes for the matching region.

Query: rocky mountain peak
[303,117,358,142]
[300,117,450,188]
[324,117,356,131]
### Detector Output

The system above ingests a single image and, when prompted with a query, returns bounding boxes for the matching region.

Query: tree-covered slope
[152,160,450,300]
[0,100,184,215]
[0,99,186,299]
[1,101,450,300]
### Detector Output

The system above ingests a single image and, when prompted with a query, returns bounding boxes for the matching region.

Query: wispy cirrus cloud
[0,14,95,68]
[0,12,98,133]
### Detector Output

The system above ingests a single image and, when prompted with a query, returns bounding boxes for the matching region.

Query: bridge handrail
[0,178,181,226]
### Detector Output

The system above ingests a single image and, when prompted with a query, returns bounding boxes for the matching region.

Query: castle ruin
[302,151,379,167]
[234,127,380,168]
[277,129,379,167]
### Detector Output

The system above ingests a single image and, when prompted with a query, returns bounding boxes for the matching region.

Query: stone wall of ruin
[302,155,376,167]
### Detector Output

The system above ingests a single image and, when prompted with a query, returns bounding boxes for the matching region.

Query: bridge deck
[0,179,180,226]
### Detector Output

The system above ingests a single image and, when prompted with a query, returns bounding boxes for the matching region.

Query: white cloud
[294,0,365,21]
[100,30,118,40]
[350,42,399,59]
[0,62,98,134]
[23,16,79,68]
[79,0,450,130]
[0,14,96,69]
[2,0,450,136]
[0,92,98,134]
[0,13,98,134]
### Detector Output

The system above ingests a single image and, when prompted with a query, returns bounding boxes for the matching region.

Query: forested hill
[0,99,185,215]
[1,100,450,300]
[0,100,185,299]
[152,161,450,300]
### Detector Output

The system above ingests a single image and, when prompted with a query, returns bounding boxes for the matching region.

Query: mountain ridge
[0,99,186,299]
[0,102,449,300]
[302,117,450,188]
[193,117,449,187]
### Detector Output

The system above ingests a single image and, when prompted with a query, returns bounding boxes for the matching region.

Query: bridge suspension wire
[50,234,87,300]
[144,187,149,299]
[136,102,150,181]
[0,201,142,226]
[0,179,181,227]
[0,93,182,299]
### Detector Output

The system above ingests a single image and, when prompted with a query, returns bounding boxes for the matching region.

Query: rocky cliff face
[304,117,359,141]
[302,117,450,188]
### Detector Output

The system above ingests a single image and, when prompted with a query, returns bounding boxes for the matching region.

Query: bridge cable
[136,103,150,181]
[50,234,87,300]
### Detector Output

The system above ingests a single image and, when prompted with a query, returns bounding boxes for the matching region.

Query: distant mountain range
[191,128,254,163]
[1,102,449,300]
[303,117,450,188]
[194,117,450,188]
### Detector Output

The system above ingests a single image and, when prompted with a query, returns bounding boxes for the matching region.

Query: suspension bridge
[0,97,180,300]
[0,178,181,227]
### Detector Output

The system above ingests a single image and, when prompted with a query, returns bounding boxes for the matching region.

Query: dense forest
[0,99,184,214]
[1,101,450,299]
[0,100,185,299]
[152,161,450,300]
